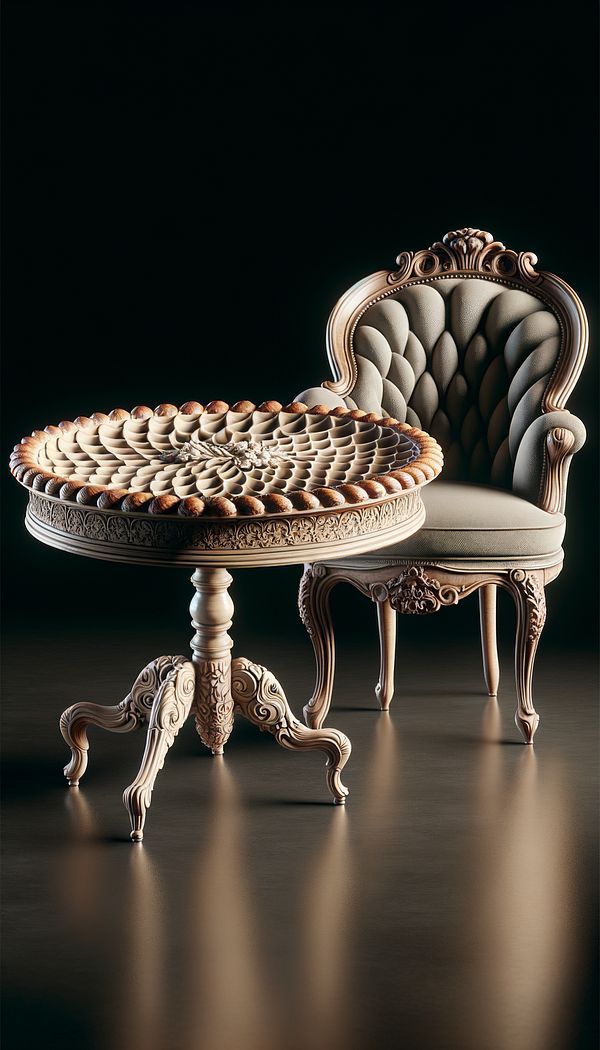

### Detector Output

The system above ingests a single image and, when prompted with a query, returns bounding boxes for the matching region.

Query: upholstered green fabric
[352,481,565,560]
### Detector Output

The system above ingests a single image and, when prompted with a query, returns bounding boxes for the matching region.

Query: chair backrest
[324,229,588,490]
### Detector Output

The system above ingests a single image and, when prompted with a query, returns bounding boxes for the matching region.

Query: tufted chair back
[313,229,587,506]
[348,278,558,487]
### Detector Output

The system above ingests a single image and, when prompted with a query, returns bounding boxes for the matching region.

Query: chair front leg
[478,584,500,697]
[509,570,546,744]
[299,564,337,730]
[376,600,396,710]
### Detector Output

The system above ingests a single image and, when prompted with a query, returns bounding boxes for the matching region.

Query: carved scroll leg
[231,657,351,804]
[299,564,338,730]
[60,701,138,787]
[376,599,397,711]
[479,584,500,697]
[510,570,546,744]
[59,656,179,787]
[123,656,195,842]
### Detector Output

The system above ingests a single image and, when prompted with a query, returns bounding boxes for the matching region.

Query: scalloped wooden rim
[9,400,443,518]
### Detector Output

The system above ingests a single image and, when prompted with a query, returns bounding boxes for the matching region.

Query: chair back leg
[376,600,397,710]
[479,584,500,697]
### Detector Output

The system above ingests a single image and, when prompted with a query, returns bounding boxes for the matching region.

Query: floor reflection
[184,760,280,1050]
[361,712,400,821]
[60,789,104,930]
[457,706,582,1050]
[113,846,165,1050]
[298,806,354,1050]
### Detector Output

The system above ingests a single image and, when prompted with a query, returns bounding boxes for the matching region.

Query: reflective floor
[2,624,598,1049]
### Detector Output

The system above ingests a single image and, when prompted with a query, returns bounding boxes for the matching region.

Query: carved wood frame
[321,228,589,514]
[299,229,589,743]
[299,558,562,744]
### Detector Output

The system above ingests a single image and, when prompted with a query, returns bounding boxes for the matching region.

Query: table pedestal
[60,567,351,840]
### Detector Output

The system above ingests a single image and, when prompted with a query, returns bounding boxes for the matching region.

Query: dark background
[2,0,598,646]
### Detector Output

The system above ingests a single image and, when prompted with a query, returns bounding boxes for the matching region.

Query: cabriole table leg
[60,656,196,841]
[231,658,351,804]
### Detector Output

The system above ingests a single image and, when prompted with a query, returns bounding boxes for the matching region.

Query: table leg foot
[60,691,138,785]
[231,657,351,804]
[122,657,195,841]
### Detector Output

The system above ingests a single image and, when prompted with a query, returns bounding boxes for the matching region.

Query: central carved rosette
[372,566,462,615]
[159,438,291,470]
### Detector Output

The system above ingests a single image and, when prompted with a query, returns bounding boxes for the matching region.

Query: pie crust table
[10,398,443,840]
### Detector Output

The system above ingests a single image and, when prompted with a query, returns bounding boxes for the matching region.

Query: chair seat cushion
[364,481,565,559]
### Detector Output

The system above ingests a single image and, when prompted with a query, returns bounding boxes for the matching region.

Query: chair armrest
[294,385,347,410]
[513,411,587,513]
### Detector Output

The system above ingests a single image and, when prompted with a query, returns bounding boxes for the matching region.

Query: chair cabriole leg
[510,569,546,744]
[299,564,337,730]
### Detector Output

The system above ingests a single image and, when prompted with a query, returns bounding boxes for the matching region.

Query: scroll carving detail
[231,657,351,803]
[539,427,576,514]
[510,569,546,641]
[28,488,422,553]
[298,563,327,636]
[193,658,235,755]
[388,227,541,285]
[60,654,193,787]
[371,565,463,615]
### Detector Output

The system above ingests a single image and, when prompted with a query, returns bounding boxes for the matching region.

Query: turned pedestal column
[190,567,235,756]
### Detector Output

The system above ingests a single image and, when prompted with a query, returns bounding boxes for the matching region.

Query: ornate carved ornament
[297,563,327,636]
[193,658,234,754]
[539,426,576,515]
[509,569,546,641]
[26,486,423,554]
[323,227,588,414]
[370,565,464,615]
[159,438,290,470]
[230,657,351,802]
[388,228,541,285]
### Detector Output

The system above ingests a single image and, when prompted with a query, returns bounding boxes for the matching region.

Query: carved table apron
[10,400,442,839]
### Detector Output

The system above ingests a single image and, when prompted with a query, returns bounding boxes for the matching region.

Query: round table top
[11,399,443,567]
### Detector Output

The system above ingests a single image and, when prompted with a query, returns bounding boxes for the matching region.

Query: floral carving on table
[28,488,423,553]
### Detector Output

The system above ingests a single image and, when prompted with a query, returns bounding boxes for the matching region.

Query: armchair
[297,228,588,742]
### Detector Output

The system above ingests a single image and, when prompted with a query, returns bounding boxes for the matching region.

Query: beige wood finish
[300,228,589,743]
[11,400,443,568]
[60,567,353,840]
[376,599,397,711]
[10,401,438,838]
[11,401,436,837]
[60,655,196,841]
[300,560,561,741]
[322,230,588,435]
[479,585,500,697]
